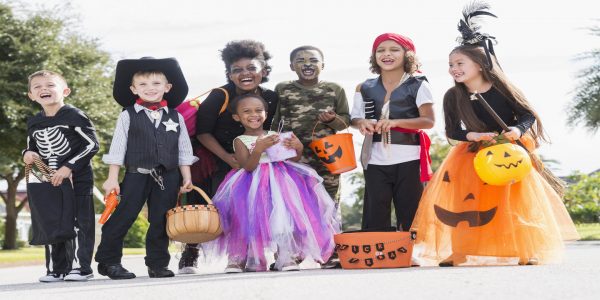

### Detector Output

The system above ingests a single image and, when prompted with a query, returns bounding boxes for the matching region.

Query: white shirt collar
[133,103,169,113]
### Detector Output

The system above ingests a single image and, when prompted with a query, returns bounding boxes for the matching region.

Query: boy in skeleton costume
[24,70,99,282]
[95,57,196,279]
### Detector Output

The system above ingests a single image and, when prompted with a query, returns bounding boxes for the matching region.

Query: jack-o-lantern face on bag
[314,141,343,164]
[473,143,532,186]
[434,170,498,228]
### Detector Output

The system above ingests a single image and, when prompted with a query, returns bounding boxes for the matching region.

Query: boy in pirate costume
[271,45,350,269]
[95,57,196,279]
[24,70,99,282]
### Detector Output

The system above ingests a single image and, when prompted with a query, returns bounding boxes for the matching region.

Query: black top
[124,106,180,171]
[26,105,99,193]
[447,87,536,141]
[195,82,278,153]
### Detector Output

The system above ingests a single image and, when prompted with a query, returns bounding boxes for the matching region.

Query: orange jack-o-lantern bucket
[308,117,356,174]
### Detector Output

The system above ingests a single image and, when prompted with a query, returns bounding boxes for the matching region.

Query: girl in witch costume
[24,70,99,282]
[203,94,340,273]
[410,2,579,267]
[350,33,435,232]
[94,57,197,279]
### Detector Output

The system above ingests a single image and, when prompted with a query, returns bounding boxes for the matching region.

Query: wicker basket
[166,185,222,243]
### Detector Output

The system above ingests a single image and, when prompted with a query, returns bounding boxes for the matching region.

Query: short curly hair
[221,40,272,83]
[369,49,420,75]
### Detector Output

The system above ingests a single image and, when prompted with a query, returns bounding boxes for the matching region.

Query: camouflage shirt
[273,80,350,200]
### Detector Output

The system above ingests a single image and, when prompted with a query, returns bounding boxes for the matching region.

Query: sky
[16,0,600,179]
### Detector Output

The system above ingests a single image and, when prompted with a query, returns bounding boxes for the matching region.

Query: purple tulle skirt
[204,160,340,269]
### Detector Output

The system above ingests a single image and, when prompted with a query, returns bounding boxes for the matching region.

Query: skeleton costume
[26,104,99,277]
[94,57,197,276]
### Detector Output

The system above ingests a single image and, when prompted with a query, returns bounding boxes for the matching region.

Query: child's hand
[283,133,303,152]
[502,127,521,141]
[102,178,120,196]
[318,111,337,123]
[466,132,498,143]
[357,119,376,135]
[51,166,72,187]
[375,119,398,133]
[225,154,240,169]
[255,134,279,152]
[23,151,39,165]
[180,179,193,194]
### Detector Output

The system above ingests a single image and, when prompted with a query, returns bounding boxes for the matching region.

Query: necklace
[150,110,161,120]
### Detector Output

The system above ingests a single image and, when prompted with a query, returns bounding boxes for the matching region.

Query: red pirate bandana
[372,33,416,53]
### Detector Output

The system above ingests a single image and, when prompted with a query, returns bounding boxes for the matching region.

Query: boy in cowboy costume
[95,57,196,279]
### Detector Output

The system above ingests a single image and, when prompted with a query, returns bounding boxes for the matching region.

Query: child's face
[28,75,70,108]
[232,97,266,131]
[448,52,482,84]
[228,58,266,92]
[130,73,172,103]
[374,40,406,72]
[290,50,323,83]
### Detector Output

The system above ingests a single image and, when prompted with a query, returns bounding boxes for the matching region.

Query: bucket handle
[176,185,214,207]
[311,115,350,141]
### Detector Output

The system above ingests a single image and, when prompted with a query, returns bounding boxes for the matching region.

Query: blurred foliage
[123,213,149,248]
[563,171,600,223]
[568,24,600,133]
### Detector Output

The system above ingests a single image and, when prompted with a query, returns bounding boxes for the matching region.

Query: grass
[0,247,147,266]
[575,223,600,241]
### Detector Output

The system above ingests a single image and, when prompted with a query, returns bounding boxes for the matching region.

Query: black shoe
[178,245,199,274]
[148,267,175,278]
[97,263,136,280]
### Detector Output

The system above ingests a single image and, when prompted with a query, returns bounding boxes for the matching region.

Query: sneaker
[224,262,244,273]
[178,246,200,275]
[280,261,300,272]
[64,268,94,281]
[39,272,65,283]
[320,253,341,269]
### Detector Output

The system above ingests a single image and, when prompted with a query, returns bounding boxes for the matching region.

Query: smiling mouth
[494,159,523,169]
[241,78,253,83]
[302,69,315,76]
[434,205,497,227]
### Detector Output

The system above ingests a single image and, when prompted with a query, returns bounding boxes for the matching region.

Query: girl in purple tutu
[208,93,340,273]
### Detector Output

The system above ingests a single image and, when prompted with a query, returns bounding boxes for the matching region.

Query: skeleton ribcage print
[32,125,71,169]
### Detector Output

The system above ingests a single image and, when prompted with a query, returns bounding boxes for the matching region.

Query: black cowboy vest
[360,76,427,144]
[124,106,179,170]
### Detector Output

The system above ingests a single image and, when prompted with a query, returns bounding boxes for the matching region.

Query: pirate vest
[124,106,179,170]
[360,76,427,144]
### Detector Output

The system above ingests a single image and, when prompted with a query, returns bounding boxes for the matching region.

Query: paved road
[1,241,599,300]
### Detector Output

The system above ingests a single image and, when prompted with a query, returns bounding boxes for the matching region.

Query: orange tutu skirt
[411,137,579,265]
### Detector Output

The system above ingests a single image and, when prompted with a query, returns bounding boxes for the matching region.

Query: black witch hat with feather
[456,1,498,69]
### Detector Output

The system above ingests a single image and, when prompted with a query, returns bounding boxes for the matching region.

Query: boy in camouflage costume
[272,45,350,203]
[272,45,349,269]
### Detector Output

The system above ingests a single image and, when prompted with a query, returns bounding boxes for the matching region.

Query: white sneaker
[178,266,200,275]
[64,269,94,281]
[39,272,65,283]
[280,261,300,272]
[224,262,244,273]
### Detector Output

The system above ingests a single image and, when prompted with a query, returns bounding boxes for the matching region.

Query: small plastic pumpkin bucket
[308,116,357,174]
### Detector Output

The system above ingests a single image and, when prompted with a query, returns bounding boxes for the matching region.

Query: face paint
[291,50,323,84]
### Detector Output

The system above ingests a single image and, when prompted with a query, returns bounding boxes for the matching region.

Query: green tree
[123,214,149,248]
[0,2,118,249]
[568,25,600,133]
[563,171,600,223]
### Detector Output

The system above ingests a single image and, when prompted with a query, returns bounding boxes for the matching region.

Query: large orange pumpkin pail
[308,116,356,174]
